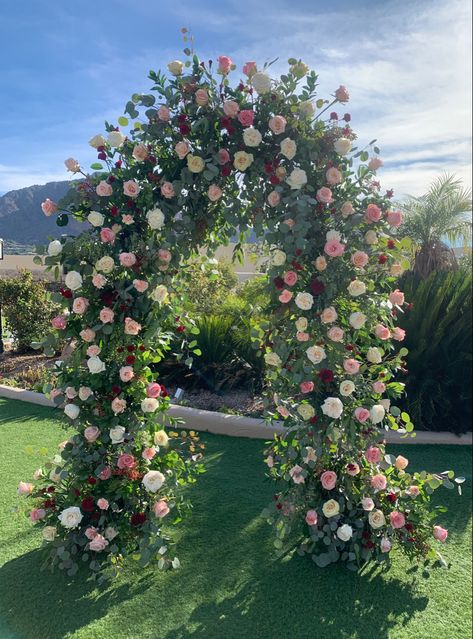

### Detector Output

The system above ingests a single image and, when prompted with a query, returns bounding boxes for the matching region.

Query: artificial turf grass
[0,397,471,639]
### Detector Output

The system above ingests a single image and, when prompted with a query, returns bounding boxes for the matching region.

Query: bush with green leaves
[0,270,59,353]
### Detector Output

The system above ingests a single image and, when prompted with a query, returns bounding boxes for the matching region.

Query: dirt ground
[0,351,55,377]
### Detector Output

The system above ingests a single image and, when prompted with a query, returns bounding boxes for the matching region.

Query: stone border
[0,384,471,445]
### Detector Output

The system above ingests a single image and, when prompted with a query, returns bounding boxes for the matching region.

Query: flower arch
[19,37,456,578]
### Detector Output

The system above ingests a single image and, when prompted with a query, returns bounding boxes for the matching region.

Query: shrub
[182,258,239,316]
[0,270,59,353]
[398,268,472,433]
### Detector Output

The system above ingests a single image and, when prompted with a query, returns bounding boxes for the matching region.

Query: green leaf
[90,163,103,170]
[118,116,129,126]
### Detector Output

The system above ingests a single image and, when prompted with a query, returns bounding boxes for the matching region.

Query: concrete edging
[0,384,471,445]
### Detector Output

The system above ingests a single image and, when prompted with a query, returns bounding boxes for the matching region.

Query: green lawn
[0,397,471,639]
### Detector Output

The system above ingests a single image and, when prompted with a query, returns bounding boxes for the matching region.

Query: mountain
[0,181,83,245]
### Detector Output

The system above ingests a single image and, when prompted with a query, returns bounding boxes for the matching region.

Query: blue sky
[0,0,471,196]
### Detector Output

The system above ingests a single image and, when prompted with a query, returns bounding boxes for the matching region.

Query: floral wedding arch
[18,35,456,578]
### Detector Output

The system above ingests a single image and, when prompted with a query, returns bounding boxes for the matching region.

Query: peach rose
[175,141,190,159]
[392,327,406,341]
[300,381,314,394]
[321,306,337,323]
[326,167,342,185]
[100,307,114,324]
[218,55,233,74]
[146,383,162,398]
[111,397,127,414]
[117,453,136,469]
[328,326,344,342]
[80,328,96,342]
[395,455,409,470]
[124,317,141,335]
[89,534,109,552]
[365,446,382,464]
[389,289,405,306]
[341,201,354,216]
[123,180,140,198]
[386,210,403,227]
[283,271,298,286]
[41,198,58,216]
[238,109,254,127]
[84,426,100,443]
[132,144,149,161]
[279,289,293,304]
[119,366,134,382]
[269,115,287,135]
[316,187,333,204]
[267,191,280,207]
[133,279,149,293]
[351,251,369,268]
[320,470,337,490]
[371,474,388,491]
[158,105,170,121]
[142,447,157,460]
[305,510,318,526]
[343,359,361,374]
[223,100,240,117]
[375,324,391,340]
[335,85,350,102]
[195,88,209,106]
[92,274,107,289]
[324,240,345,257]
[433,525,448,542]
[354,407,370,423]
[97,498,109,510]
[153,500,170,518]
[208,185,222,202]
[364,203,382,223]
[119,252,137,267]
[161,182,175,198]
[72,297,89,315]
[96,181,113,197]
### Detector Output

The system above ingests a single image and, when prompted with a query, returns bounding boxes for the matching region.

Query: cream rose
[89,134,106,148]
[187,154,205,173]
[95,256,115,273]
[334,137,351,155]
[142,470,165,493]
[107,131,125,147]
[141,397,159,413]
[65,271,82,291]
[322,499,340,518]
[87,356,106,374]
[150,284,168,303]
[64,404,80,420]
[299,100,315,118]
[233,151,254,171]
[109,426,125,444]
[154,430,169,447]
[251,72,271,94]
[58,506,83,529]
[347,280,366,297]
[295,317,308,332]
[306,345,326,364]
[295,292,314,310]
[88,211,105,227]
[370,404,386,424]
[280,138,297,160]
[366,347,382,364]
[48,240,62,256]
[42,526,57,541]
[243,127,262,147]
[321,397,344,419]
[349,312,367,329]
[264,352,282,367]
[271,249,286,266]
[146,208,165,230]
[365,230,378,245]
[339,380,355,396]
[286,168,307,189]
[369,509,386,529]
[297,404,315,420]
[337,524,353,541]
[168,60,184,75]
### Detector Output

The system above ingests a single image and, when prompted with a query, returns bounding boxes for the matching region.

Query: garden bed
[0,398,471,639]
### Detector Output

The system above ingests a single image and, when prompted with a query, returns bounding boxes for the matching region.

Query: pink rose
[269,115,287,135]
[300,381,314,394]
[111,397,127,414]
[289,465,305,484]
[238,109,255,127]
[30,508,46,522]
[99,466,112,480]
[351,251,369,268]
[122,215,134,225]
[316,187,333,204]
[305,510,318,526]
[242,61,257,76]
[100,307,114,324]
[96,181,113,197]
[320,306,337,323]
[368,157,383,171]
[326,167,343,185]
[117,453,136,469]
[174,142,189,161]
[51,315,67,330]
[389,289,405,306]
[41,198,58,216]
[217,149,230,165]
[208,184,222,202]
[320,470,337,490]
[124,317,141,335]
[86,345,101,357]
[375,324,391,340]
[433,525,448,543]
[223,100,240,117]
[97,498,109,510]
[153,500,170,518]
[296,332,310,342]
[354,407,370,423]
[89,534,109,552]
[277,406,290,418]
[146,383,162,398]
[380,537,392,553]
[346,462,360,476]
[362,497,375,511]
[406,485,420,497]
[104,527,118,540]
[279,289,293,304]
[283,271,298,286]
[218,55,232,74]
[328,326,344,342]
[80,328,96,342]
[372,381,386,393]
[267,191,280,207]
[100,228,116,243]
[389,511,406,529]
[72,297,89,315]
[365,203,382,223]
[161,182,175,199]
[142,447,157,460]
[395,455,409,470]
[119,252,137,267]
[335,85,350,103]
[84,426,100,443]
[119,366,134,382]
[392,327,406,341]
[344,359,361,374]
[324,240,345,257]
[18,481,34,496]
[371,474,388,491]
[158,105,170,121]
[386,210,403,227]
[92,274,107,289]
[123,180,140,198]
[133,279,149,293]
[132,144,148,162]
[195,89,209,106]
[158,249,172,262]
[365,446,382,464]
[85,527,98,540]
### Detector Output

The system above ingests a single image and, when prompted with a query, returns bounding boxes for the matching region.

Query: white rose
[306,345,326,364]
[349,312,367,330]
[154,430,169,447]
[299,100,315,118]
[87,356,106,374]
[321,397,344,419]
[280,138,297,160]
[107,131,125,147]
[286,168,307,190]
[334,137,352,155]
[366,347,382,364]
[47,240,62,256]
[109,426,125,444]
[271,249,286,266]
[58,506,83,529]
[369,509,386,529]
[95,256,115,273]
[78,387,93,401]
[88,211,105,227]
[146,208,165,230]
[322,499,340,518]
[64,404,80,420]
[251,72,271,94]
[264,352,282,367]
[42,526,57,541]
[365,230,378,245]
[370,404,386,424]
[295,317,308,331]
[326,230,341,242]
[339,380,355,396]
[297,404,315,420]
[243,127,262,147]
[64,271,82,291]
[295,292,314,310]
[142,470,165,493]
[168,60,184,75]
[89,134,106,148]
[380,399,391,412]
[150,285,168,303]
[337,524,353,541]
[347,280,366,297]
[141,398,159,413]
[49,469,61,483]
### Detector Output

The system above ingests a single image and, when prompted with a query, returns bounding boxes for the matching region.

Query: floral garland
[18,36,457,577]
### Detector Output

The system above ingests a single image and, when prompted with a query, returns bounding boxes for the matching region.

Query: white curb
[0,384,471,445]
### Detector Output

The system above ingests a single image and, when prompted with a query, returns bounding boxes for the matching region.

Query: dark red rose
[161,386,169,398]
[98,152,107,160]
[269,175,280,185]
[126,355,136,365]
[309,416,318,424]
[101,292,114,306]
[273,277,284,290]
[73,488,81,497]
[295,249,303,256]
[43,499,56,509]
[110,205,118,216]
[127,345,136,352]
[386,491,397,503]
[362,531,371,540]
[221,165,231,177]
[364,540,375,549]
[111,385,122,395]
[276,503,282,510]
[378,254,388,264]
[345,344,354,351]
[405,523,414,532]
[176,325,186,333]
[386,189,394,199]
[343,113,351,122]
[227,125,236,136]
[139,345,146,352]
[264,163,273,174]
[130,512,147,526]
[81,496,95,512]
[330,111,338,120]
[108,175,116,184]
[115,160,122,168]
[46,486,55,493]
[177,114,187,123]
[310,279,326,295]
[97,145,105,152]
[87,476,97,485]
[179,124,190,135]
[318,369,334,383]
[387,239,395,249]
[117,347,124,353]
[60,288,73,299]
[220,116,232,129]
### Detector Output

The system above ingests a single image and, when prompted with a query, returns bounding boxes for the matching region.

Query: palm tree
[399,174,472,278]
